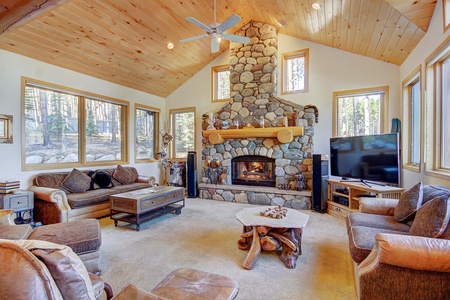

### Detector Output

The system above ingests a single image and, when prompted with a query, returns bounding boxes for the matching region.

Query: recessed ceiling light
[167,42,174,50]
[312,3,322,10]
[277,20,287,27]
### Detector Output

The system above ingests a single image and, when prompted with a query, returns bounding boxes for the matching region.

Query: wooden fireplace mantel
[203,126,304,144]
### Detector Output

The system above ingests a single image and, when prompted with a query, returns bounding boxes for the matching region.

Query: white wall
[0,50,165,187]
[166,33,400,177]
[400,0,450,188]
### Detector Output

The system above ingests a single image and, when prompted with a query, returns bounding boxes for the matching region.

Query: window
[402,66,421,171]
[22,78,128,170]
[135,104,159,162]
[169,107,195,159]
[333,87,388,137]
[211,65,230,102]
[282,49,309,94]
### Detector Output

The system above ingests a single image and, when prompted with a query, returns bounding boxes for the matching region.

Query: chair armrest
[359,198,398,215]
[27,186,71,223]
[0,209,16,225]
[359,233,450,274]
[136,175,156,186]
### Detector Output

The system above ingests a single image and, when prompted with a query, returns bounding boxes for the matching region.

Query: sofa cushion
[113,165,138,185]
[111,182,152,193]
[0,224,33,240]
[348,226,409,263]
[60,169,92,193]
[34,172,69,189]
[20,239,96,300]
[422,185,450,204]
[394,182,423,222]
[347,213,411,233]
[28,219,101,256]
[410,195,450,238]
[66,189,115,208]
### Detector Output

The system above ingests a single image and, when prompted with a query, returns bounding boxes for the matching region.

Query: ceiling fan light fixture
[312,3,322,10]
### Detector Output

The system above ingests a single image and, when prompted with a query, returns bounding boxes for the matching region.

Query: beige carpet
[98,198,357,300]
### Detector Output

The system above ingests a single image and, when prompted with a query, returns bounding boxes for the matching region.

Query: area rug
[98,198,357,300]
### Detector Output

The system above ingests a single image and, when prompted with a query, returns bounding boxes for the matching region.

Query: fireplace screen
[232,155,275,187]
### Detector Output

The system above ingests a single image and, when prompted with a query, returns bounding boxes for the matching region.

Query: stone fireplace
[199,21,316,209]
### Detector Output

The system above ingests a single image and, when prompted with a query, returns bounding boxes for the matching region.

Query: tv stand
[327,179,404,219]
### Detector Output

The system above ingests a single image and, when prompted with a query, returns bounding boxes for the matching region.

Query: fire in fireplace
[231,155,276,187]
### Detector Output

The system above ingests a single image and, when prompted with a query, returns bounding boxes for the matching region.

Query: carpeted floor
[98,198,357,300]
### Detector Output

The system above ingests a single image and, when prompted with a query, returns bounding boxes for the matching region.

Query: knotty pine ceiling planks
[0,0,435,98]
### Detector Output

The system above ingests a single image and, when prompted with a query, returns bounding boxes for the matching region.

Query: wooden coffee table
[110,186,185,231]
[236,206,309,269]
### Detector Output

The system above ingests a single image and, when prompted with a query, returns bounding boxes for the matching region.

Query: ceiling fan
[180,0,250,53]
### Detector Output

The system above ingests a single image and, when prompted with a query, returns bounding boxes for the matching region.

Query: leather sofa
[28,166,156,224]
[346,183,450,299]
[0,239,112,300]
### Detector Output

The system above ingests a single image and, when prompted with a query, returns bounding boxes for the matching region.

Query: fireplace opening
[232,155,276,187]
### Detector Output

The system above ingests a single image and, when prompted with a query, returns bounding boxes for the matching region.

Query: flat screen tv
[330,133,401,186]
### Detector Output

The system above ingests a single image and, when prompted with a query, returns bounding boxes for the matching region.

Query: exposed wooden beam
[0,0,70,35]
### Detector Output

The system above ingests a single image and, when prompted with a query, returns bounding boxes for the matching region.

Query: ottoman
[27,218,102,274]
[151,268,239,300]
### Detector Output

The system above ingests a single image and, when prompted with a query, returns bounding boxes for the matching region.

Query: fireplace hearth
[232,155,275,187]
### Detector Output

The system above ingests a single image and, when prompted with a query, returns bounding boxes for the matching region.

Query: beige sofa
[346,184,450,299]
[28,166,156,225]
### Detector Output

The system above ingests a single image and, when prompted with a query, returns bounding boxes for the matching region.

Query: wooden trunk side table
[0,191,34,224]
[236,206,309,270]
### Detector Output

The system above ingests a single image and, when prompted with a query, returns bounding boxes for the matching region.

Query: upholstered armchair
[0,239,112,300]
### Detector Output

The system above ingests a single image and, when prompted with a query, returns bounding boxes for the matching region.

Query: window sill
[424,169,450,181]
[403,164,420,173]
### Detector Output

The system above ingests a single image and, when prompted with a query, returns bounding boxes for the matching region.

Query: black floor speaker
[312,154,329,213]
[187,151,197,198]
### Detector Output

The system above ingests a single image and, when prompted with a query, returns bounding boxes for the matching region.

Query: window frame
[211,64,231,102]
[169,107,196,161]
[281,48,309,95]
[332,86,389,137]
[444,0,450,33]
[134,103,160,163]
[21,77,129,171]
[402,65,422,173]
[425,35,450,180]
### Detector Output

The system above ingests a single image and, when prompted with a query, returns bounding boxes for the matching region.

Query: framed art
[445,0,450,33]
[0,114,13,143]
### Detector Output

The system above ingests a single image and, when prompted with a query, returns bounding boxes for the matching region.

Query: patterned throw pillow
[410,195,450,238]
[60,169,91,193]
[113,165,137,185]
[394,182,423,222]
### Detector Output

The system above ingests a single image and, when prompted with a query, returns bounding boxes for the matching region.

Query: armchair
[0,239,112,300]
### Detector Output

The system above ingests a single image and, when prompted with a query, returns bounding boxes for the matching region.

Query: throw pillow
[88,170,114,189]
[410,195,450,238]
[394,182,423,222]
[113,165,137,185]
[60,169,91,193]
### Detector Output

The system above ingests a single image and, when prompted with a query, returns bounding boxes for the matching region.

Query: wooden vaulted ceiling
[0,0,437,98]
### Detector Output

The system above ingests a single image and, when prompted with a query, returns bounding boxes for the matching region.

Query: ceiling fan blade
[185,17,212,33]
[222,33,250,44]
[180,34,209,43]
[211,36,220,53]
[217,14,242,32]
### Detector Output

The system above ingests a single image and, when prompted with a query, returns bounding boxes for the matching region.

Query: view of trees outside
[173,111,194,158]
[135,108,156,160]
[24,85,124,165]
[442,58,450,169]
[217,69,230,99]
[286,56,305,91]
[337,93,382,137]
[411,81,421,165]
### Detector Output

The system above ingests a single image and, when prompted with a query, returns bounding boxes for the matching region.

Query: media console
[326,179,404,219]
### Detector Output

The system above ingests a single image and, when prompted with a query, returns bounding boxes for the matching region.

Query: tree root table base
[236,206,309,270]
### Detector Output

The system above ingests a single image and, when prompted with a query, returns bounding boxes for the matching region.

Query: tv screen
[330,133,400,186]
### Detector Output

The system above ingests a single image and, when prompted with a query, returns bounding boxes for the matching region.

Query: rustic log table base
[237,225,303,269]
[236,206,309,270]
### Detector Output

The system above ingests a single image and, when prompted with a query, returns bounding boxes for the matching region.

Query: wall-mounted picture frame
[444,0,450,33]
[0,114,13,144]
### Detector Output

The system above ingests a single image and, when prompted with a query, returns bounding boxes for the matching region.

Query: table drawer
[165,189,184,203]
[140,195,167,211]
[11,195,32,210]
